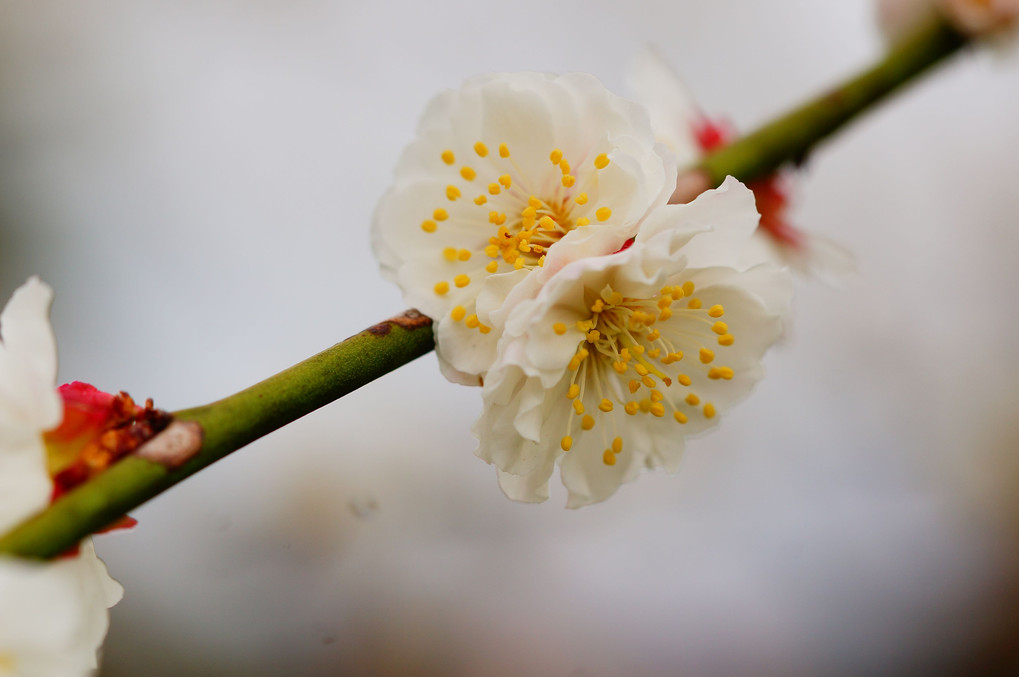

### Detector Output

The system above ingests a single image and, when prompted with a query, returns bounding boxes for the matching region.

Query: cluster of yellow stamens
[557,281,736,465]
[423,142,615,335]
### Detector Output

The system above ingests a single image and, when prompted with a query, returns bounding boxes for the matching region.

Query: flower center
[423,142,615,335]
[556,281,737,466]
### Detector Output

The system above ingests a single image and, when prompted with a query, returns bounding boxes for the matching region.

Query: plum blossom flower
[474,179,792,507]
[0,278,123,676]
[628,47,855,283]
[372,72,676,384]
[877,0,1019,43]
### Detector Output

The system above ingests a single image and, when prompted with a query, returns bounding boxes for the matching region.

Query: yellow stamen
[451,306,466,321]
[677,374,692,387]
[718,334,735,346]
[576,217,590,226]
[649,402,665,417]
[681,281,695,296]
[486,261,499,273]
[499,174,512,188]
[434,281,449,295]
[460,166,476,181]
[441,150,455,165]
[712,321,728,335]
[612,437,623,453]
[673,411,688,424]
[421,220,437,233]
[581,415,595,430]
[474,142,488,157]
[465,314,480,329]
[595,207,612,222]
[561,436,573,451]
[685,393,700,406]
[446,185,461,201]
[699,348,714,363]
[567,384,580,399]
[687,298,702,309]
[474,194,487,205]
[599,399,614,412]
[498,143,510,158]
[586,330,600,343]
[488,183,501,195]
[553,322,567,335]
[602,449,616,466]
[457,249,472,261]
[562,175,576,187]
[573,399,585,415]
[624,402,639,415]
[628,380,641,394]
[454,274,470,288]
[433,208,448,221]
[575,192,588,205]
[594,153,610,169]
[443,247,457,262]
[708,304,724,318]
[703,403,716,418]
[550,149,563,164]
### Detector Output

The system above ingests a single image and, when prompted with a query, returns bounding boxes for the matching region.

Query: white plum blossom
[0,278,122,677]
[372,72,677,384]
[475,179,792,507]
[628,47,855,283]
[877,0,1019,42]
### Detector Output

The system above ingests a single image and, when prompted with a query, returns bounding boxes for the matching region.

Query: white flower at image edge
[0,278,122,677]
[475,179,792,507]
[372,71,676,384]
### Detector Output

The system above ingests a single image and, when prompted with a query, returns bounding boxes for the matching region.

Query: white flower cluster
[373,72,796,506]
[0,279,122,676]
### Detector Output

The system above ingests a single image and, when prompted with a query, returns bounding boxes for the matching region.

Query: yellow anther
[559,159,571,175]
[441,150,455,165]
[474,194,487,205]
[528,195,542,209]
[479,324,491,334]
[718,334,735,346]
[561,436,573,452]
[451,306,466,322]
[660,286,675,296]
[602,449,616,466]
[650,390,664,403]
[454,274,471,288]
[712,321,728,335]
[433,208,448,221]
[484,244,499,257]
[632,345,645,355]
[486,261,499,273]
[681,281,695,296]
[573,399,585,415]
[539,215,557,230]
[498,143,510,158]
[699,348,714,363]
[685,393,700,406]
[635,364,649,376]
[446,185,461,200]
[648,348,661,358]
[567,384,581,399]
[575,192,588,205]
[647,329,661,341]
[703,403,716,419]
[657,296,673,309]
[624,401,639,415]
[513,257,524,269]
[553,322,567,335]
[460,166,476,181]
[639,399,652,413]
[594,153,610,169]
[474,142,488,157]
[581,415,595,430]
[628,379,641,394]
[613,361,627,374]
[498,174,512,188]
[457,249,472,261]
[673,411,688,424]
[708,368,722,380]
[550,149,563,164]
[538,255,546,267]
[718,366,735,380]
[619,348,631,361]
[677,374,692,387]
[568,355,583,371]
[687,298,702,309]
[488,183,501,195]
[641,375,656,389]
[586,330,600,343]
[599,399,614,413]
[708,304,724,318]
[612,437,623,453]
[488,211,507,225]
[596,207,612,222]
[562,175,576,187]
[591,299,605,313]
[421,220,437,233]
[434,281,450,295]
[650,402,665,417]
[608,291,624,306]
[443,247,458,262]
[465,314,480,329]
[659,307,672,320]
[521,205,536,218]
[576,217,590,226]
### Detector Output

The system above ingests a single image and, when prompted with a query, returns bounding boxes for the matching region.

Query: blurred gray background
[2,1,1019,675]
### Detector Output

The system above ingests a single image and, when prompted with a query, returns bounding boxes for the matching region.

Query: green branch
[0,17,970,559]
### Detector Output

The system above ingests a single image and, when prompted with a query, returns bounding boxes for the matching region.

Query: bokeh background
[2,1,1019,675]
